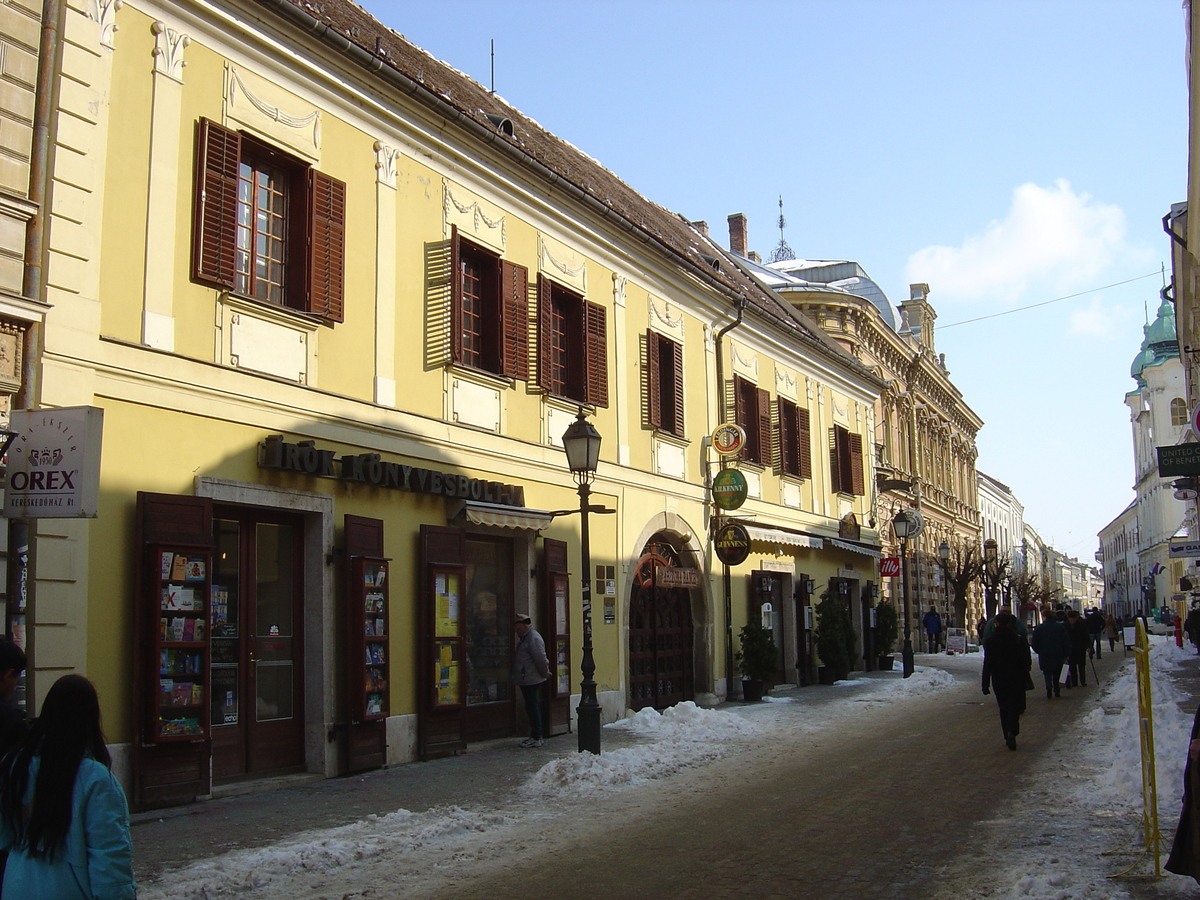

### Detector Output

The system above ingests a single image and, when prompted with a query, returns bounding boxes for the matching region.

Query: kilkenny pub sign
[259,435,526,506]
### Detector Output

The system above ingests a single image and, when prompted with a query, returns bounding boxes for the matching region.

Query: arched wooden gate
[628,541,695,711]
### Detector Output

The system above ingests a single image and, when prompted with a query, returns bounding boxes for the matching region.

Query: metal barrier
[1105,619,1167,879]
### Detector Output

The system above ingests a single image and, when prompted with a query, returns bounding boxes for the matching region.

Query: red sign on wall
[880,557,901,578]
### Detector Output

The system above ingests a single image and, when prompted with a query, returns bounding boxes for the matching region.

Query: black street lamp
[892,509,919,678]
[938,540,951,633]
[562,408,602,754]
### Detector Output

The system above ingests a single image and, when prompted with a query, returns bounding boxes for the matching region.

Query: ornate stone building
[725,222,984,633]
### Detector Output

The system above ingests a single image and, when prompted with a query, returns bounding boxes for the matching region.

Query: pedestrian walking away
[981,605,1028,644]
[1030,610,1071,699]
[0,673,136,899]
[1105,612,1120,653]
[1085,607,1105,659]
[922,605,943,654]
[982,611,1032,750]
[1065,608,1090,688]
[512,614,550,748]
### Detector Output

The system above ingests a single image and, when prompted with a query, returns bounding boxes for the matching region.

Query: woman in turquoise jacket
[0,674,136,899]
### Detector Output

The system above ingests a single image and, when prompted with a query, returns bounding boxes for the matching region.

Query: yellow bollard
[1106,619,1167,878]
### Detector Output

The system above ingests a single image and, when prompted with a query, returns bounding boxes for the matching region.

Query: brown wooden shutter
[669,339,684,437]
[536,274,554,392]
[500,260,529,379]
[849,432,865,496]
[449,227,463,363]
[777,398,794,475]
[646,330,662,429]
[798,406,813,480]
[307,168,346,322]
[756,386,771,467]
[191,118,239,289]
[830,426,843,493]
[585,301,608,408]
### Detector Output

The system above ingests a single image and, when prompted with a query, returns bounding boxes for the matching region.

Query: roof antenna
[490,39,495,94]
[768,196,795,263]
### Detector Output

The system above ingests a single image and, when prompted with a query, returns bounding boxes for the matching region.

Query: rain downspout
[712,297,745,700]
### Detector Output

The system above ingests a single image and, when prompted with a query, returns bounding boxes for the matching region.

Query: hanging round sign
[710,423,746,456]
[712,467,749,510]
[714,522,752,566]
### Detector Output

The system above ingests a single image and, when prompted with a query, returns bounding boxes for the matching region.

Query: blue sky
[358,0,1188,560]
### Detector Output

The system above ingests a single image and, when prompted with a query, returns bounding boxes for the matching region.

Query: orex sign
[259,435,526,507]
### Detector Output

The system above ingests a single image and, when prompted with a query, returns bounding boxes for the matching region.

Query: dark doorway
[629,540,696,711]
[210,509,306,782]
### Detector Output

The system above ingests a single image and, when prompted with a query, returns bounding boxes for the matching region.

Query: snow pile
[526,701,762,797]
[137,805,515,900]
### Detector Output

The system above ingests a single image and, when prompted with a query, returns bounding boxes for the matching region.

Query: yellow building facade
[21,0,885,810]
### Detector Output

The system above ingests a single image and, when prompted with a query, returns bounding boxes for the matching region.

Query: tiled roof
[258,0,873,380]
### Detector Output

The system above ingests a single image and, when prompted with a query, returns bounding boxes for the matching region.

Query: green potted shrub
[734,620,779,701]
[874,602,899,671]
[814,591,856,683]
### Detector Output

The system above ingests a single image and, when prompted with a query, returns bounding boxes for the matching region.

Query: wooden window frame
[646,330,684,438]
[536,275,608,407]
[830,424,865,495]
[777,397,812,479]
[450,230,529,379]
[192,117,346,323]
[734,375,771,467]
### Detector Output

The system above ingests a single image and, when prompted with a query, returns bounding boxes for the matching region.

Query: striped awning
[458,501,555,531]
[830,538,883,559]
[745,526,824,550]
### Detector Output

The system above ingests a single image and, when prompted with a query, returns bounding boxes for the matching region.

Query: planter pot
[741,678,766,701]
[817,665,837,685]
[877,655,895,671]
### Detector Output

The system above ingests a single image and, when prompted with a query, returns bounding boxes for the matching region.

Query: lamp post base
[577,695,601,754]
[902,640,914,678]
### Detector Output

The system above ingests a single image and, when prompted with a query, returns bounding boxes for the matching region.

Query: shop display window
[147,545,211,741]
[465,538,513,707]
[348,557,390,721]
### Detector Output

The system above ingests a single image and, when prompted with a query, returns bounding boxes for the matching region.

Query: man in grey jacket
[513,614,550,748]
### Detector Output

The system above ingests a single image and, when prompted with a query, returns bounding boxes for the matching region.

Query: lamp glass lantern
[562,408,601,484]
[938,540,950,563]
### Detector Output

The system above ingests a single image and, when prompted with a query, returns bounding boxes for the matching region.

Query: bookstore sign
[259,435,527,506]
[3,407,104,518]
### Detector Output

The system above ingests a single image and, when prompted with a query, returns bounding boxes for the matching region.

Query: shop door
[751,570,786,681]
[210,510,305,781]
[629,543,695,712]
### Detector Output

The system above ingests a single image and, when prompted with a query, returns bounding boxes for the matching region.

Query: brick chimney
[728,213,748,256]
[690,220,709,236]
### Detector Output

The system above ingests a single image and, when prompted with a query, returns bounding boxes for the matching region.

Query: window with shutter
[536,275,608,407]
[734,375,766,465]
[449,231,529,378]
[778,399,813,479]
[646,331,684,437]
[831,425,865,495]
[190,118,346,322]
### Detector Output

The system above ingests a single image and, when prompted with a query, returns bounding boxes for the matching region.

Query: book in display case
[350,557,389,722]
[149,546,211,741]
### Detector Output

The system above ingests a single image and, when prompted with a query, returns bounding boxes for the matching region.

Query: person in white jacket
[512,614,550,748]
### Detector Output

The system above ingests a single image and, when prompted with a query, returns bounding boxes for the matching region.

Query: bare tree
[980,550,1012,621]
[936,543,983,628]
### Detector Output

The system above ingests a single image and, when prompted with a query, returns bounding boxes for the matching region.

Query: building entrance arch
[629,537,696,711]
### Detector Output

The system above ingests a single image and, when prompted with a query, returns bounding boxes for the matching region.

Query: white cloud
[906,180,1134,305]
[1067,295,1134,338]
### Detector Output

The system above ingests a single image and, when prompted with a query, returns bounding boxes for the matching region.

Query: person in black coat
[1167,703,1200,882]
[1030,610,1071,699]
[982,612,1032,750]
[1064,608,1090,687]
